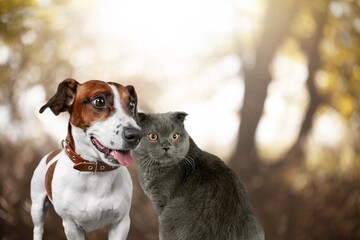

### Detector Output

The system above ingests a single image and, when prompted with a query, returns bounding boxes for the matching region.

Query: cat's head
[134,112,190,167]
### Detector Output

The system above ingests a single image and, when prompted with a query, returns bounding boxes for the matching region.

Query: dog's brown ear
[126,84,138,114]
[39,78,79,115]
[126,85,137,102]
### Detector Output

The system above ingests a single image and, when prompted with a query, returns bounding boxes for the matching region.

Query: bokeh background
[0,0,359,239]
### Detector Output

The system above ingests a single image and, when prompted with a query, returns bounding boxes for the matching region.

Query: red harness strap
[45,149,61,201]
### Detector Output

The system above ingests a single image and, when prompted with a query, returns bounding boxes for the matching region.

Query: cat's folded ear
[173,112,188,125]
[138,112,149,123]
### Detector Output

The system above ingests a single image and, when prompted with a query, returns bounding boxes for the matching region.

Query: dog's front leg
[108,215,130,240]
[31,195,50,240]
[31,158,51,240]
[62,220,85,240]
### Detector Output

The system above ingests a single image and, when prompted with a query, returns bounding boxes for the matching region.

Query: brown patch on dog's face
[70,80,115,130]
[40,79,139,131]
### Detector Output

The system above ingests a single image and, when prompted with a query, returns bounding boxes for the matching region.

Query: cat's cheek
[138,141,148,152]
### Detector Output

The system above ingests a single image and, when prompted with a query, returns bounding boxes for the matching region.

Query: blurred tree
[231,0,300,172]
[0,1,74,239]
[0,0,73,120]
[229,0,360,239]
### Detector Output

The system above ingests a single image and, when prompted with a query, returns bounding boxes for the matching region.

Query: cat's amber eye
[148,133,158,141]
[171,133,180,141]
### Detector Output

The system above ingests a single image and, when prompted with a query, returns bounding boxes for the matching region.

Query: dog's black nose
[123,127,142,145]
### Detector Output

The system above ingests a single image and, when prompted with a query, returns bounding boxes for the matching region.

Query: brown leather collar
[63,140,119,172]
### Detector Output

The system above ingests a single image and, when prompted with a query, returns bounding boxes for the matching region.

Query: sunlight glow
[92,0,237,57]
[5,0,346,163]
[185,77,243,159]
[256,54,309,161]
[0,85,65,144]
[32,0,262,156]
[77,0,249,155]
[234,0,263,35]
[0,43,10,65]
[311,108,346,147]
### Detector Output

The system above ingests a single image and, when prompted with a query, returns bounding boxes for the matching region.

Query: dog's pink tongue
[109,150,132,167]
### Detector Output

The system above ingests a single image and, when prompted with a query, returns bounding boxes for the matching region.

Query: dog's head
[40,78,142,167]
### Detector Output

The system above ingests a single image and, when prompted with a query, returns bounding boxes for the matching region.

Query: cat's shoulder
[201,151,235,176]
[188,138,237,177]
[188,147,236,181]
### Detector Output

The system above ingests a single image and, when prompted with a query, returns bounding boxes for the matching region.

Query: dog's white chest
[51,156,133,232]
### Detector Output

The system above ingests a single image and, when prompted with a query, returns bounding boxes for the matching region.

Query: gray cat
[133,112,265,240]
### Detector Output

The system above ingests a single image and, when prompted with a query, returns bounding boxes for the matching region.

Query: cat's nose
[163,147,170,152]
[123,127,142,146]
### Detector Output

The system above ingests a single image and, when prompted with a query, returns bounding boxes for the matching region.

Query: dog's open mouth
[91,137,132,167]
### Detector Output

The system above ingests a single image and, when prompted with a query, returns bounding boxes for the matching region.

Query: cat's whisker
[137,150,159,168]
[142,156,154,168]
[145,156,157,168]
[138,152,153,160]
[146,159,154,168]
[138,154,153,168]
[174,153,196,171]
[184,159,196,172]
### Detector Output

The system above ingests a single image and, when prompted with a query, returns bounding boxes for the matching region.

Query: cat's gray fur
[133,112,265,240]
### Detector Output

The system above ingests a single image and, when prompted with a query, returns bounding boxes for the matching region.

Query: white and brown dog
[31,79,142,240]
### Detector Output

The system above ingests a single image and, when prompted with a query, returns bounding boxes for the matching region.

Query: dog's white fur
[31,81,139,240]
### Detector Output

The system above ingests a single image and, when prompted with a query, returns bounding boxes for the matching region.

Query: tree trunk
[229,2,333,239]
[229,0,299,176]
[275,1,329,167]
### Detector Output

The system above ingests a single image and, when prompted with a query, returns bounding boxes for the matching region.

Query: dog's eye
[148,133,158,141]
[171,133,180,141]
[129,100,135,111]
[91,97,106,108]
